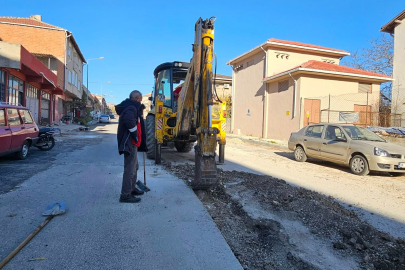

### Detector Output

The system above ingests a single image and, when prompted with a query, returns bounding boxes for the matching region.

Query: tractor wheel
[175,141,195,153]
[146,114,155,159]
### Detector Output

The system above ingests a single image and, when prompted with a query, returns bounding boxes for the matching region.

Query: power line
[88,82,151,86]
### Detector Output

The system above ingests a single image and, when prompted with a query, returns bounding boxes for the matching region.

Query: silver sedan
[99,115,110,123]
[288,124,405,176]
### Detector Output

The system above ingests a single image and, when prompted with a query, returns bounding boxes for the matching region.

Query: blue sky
[1,0,403,104]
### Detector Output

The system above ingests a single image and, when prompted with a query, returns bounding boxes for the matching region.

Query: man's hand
[130,131,138,143]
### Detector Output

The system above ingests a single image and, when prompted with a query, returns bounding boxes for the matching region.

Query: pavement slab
[0,129,242,270]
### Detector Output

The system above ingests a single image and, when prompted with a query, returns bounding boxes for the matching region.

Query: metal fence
[303,90,405,128]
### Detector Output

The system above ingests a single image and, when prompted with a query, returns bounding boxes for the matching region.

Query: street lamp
[101,81,110,114]
[85,57,104,100]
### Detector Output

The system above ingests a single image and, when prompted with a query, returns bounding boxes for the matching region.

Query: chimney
[30,15,42,21]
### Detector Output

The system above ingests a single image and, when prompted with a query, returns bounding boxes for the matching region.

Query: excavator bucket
[193,152,217,190]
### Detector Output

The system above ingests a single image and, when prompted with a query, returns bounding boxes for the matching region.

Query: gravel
[163,162,405,270]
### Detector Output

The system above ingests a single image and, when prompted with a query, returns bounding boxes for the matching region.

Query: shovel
[0,202,67,269]
[136,153,150,192]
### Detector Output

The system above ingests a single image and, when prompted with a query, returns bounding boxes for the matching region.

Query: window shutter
[358,83,371,93]
[278,80,289,92]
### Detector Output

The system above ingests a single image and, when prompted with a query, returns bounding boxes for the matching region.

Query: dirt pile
[163,162,405,270]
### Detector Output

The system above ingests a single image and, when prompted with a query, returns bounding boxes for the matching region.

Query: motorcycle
[34,127,59,151]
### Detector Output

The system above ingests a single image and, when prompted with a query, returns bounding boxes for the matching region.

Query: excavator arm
[175,17,219,189]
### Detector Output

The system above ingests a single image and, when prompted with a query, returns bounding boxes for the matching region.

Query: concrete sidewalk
[0,129,242,270]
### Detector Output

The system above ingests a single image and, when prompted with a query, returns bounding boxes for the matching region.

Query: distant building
[213,74,232,99]
[142,93,152,118]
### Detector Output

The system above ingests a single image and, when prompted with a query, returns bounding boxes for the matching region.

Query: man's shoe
[131,188,144,196]
[119,196,141,203]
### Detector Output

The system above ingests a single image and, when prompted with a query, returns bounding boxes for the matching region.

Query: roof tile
[0,17,63,29]
[265,60,391,80]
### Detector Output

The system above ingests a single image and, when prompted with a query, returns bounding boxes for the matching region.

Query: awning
[0,41,64,95]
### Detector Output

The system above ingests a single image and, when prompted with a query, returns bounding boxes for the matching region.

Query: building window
[247,60,254,67]
[42,92,50,100]
[278,80,289,92]
[0,70,5,102]
[358,83,372,93]
[68,43,72,58]
[73,72,78,88]
[78,80,81,91]
[7,75,24,105]
[27,85,39,99]
[68,71,72,84]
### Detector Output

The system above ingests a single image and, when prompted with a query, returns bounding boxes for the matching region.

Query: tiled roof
[264,60,391,81]
[0,17,63,29]
[267,38,348,54]
[215,74,232,80]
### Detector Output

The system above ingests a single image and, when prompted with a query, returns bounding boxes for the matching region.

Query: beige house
[213,74,232,99]
[227,39,392,140]
[381,9,405,125]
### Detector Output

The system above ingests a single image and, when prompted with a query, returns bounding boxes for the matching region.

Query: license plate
[399,163,405,168]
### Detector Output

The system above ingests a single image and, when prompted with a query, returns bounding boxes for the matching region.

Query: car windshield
[343,126,385,142]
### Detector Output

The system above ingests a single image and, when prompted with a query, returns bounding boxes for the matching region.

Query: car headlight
[374,147,391,157]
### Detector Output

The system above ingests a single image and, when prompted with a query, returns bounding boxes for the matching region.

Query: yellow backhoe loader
[145,17,226,190]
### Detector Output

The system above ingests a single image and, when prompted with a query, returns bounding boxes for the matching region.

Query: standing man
[115,90,145,203]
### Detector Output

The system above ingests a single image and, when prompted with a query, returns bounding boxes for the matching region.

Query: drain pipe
[260,46,268,138]
[289,72,297,118]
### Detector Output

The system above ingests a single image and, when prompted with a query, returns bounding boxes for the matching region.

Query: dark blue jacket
[115,99,147,155]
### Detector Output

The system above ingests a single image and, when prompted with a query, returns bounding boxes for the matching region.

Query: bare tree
[342,33,393,99]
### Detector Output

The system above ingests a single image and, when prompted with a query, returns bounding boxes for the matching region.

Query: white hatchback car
[99,115,110,123]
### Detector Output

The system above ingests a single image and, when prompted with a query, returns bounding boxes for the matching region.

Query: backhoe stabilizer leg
[193,147,217,190]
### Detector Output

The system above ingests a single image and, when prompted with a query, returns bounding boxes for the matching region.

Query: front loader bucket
[193,152,217,190]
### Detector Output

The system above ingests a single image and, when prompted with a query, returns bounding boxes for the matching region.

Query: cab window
[325,126,346,140]
[20,110,34,124]
[155,69,172,108]
[305,125,324,138]
[0,109,5,126]
[7,109,22,126]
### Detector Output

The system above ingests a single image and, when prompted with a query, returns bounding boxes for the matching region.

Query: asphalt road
[0,131,102,195]
[0,121,242,270]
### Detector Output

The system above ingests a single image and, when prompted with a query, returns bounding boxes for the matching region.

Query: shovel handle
[143,152,146,185]
[0,216,53,269]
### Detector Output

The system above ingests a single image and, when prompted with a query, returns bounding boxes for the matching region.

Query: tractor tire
[175,141,194,153]
[146,114,156,159]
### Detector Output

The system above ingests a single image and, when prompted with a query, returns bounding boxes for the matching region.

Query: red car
[0,103,39,159]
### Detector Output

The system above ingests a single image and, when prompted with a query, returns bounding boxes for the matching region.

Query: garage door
[26,85,39,123]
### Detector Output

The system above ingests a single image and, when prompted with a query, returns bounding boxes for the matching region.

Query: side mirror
[336,136,347,142]
[148,96,153,101]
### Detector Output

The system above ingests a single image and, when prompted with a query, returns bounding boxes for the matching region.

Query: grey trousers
[121,145,139,197]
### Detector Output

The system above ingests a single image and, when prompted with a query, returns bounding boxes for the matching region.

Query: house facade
[213,74,232,99]
[227,39,392,140]
[0,15,86,123]
[381,9,405,126]
[0,41,63,124]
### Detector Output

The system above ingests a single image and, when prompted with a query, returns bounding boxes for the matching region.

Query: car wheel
[16,140,30,160]
[350,155,369,176]
[294,146,307,162]
[388,172,403,177]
